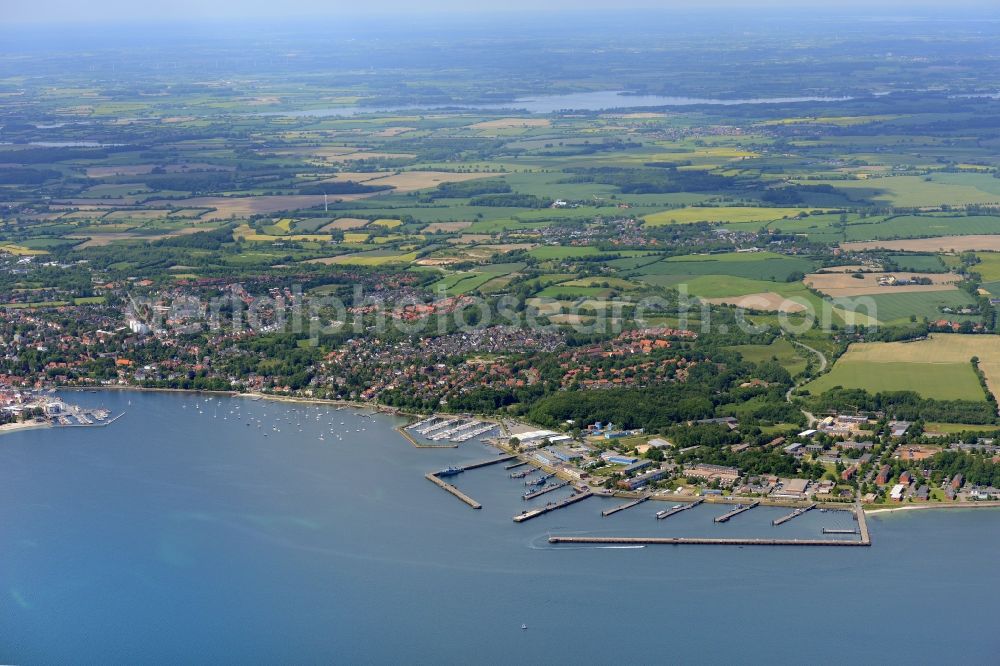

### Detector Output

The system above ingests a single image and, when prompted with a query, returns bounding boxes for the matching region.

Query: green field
[803,360,985,401]
[802,174,1000,208]
[885,253,947,272]
[971,252,1000,282]
[833,290,979,325]
[727,338,809,376]
[844,214,1000,241]
[643,206,814,226]
[631,252,818,282]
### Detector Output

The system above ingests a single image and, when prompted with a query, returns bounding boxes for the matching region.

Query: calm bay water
[1,390,997,663]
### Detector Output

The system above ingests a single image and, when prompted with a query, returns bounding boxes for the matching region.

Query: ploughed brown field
[805,271,959,297]
[841,235,1000,252]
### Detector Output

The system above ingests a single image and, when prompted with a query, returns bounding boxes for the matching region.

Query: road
[784,339,829,426]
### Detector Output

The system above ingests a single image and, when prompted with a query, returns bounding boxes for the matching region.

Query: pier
[451,423,498,443]
[421,455,513,510]
[602,495,649,517]
[460,454,515,471]
[714,501,760,523]
[407,416,437,431]
[855,503,871,545]
[425,473,481,509]
[429,419,476,440]
[772,503,816,526]
[397,425,458,449]
[505,460,528,470]
[656,498,704,520]
[523,480,570,500]
[547,535,871,547]
[418,418,461,435]
[513,489,592,523]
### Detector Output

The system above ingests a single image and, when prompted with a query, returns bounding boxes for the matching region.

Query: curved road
[790,339,828,373]
[784,339,829,426]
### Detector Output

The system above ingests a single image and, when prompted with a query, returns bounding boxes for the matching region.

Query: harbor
[4,363,994,662]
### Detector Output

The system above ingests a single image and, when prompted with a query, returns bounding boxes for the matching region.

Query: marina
[406,414,499,443]
[1,392,121,433]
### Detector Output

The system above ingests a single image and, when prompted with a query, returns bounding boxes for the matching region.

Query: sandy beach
[0,420,52,436]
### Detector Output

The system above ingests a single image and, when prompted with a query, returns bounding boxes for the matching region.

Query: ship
[525,474,552,487]
[436,467,464,477]
[655,509,670,519]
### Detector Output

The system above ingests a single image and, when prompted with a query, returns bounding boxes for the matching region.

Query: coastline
[0,419,52,436]
[866,501,1000,515]
[59,385,422,418]
[50,386,1000,518]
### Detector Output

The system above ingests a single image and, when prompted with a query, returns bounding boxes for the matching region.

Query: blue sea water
[1,390,997,663]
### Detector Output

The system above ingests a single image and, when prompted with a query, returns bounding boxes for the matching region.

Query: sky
[3,0,998,24]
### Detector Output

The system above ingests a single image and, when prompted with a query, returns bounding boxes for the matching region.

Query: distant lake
[259,90,855,117]
[27,141,123,147]
[1,390,996,662]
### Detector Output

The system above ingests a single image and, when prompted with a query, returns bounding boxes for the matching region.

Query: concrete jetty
[460,454,516,471]
[523,480,570,500]
[425,473,481,509]
[856,503,871,545]
[714,501,760,523]
[773,503,816,526]
[602,495,649,517]
[656,498,704,520]
[397,425,458,449]
[513,489,592,523]
[547,535,870,547]
[420,455,515,510]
